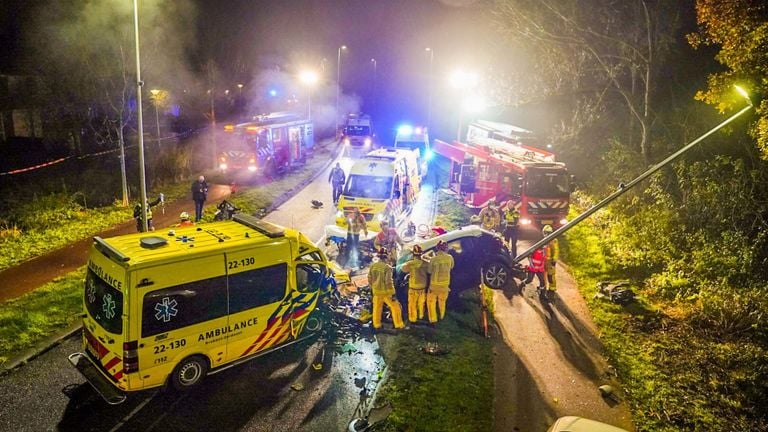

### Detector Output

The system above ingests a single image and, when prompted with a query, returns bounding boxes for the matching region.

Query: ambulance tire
[171,355,209,391]
[482,261,512,290]
[305,313,323,333]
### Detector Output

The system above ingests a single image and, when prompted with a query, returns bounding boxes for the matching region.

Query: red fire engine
[434,136,571,229]
[219,112,314,177]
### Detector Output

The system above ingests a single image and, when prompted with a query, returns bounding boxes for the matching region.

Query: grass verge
[375,293,494,432]
[561,209,768,431]
[0,143,338,368]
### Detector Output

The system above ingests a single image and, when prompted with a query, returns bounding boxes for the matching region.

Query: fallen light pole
[514,93,754,264]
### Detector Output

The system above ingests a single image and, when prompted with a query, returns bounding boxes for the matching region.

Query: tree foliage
[689,0,768,159]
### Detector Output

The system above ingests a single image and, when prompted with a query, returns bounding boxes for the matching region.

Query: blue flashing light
[269,89,278,97]
[424,149,434,161]
[398,125,413,136]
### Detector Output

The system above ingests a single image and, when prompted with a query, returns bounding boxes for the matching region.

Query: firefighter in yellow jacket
[542,225,559,296]
[368,248,405,330]
[427,241,454,323]
[401,245,428,323]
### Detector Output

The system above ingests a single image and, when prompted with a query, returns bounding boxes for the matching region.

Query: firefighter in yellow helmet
[542,224,559,299]
[401,244,429,323]
[427,240,454,323]
[368,248,405,330]
[478,198,501,232]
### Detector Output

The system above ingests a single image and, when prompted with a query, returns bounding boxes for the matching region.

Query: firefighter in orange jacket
[427,241,454,323]
[542,224,559,296]
[368,248,405,330]
[401,244,428,323]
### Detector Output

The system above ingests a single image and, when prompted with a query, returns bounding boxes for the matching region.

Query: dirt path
[492,238,634,431]
[0,184,231,302]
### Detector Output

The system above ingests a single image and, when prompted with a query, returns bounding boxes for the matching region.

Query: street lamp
[425,47,434,128]
[370,58,377,112]
[336,45,347,136]
[450,70,480,142]
[132,0,149,230]
[150,89,161,145]
[299,70,319,120]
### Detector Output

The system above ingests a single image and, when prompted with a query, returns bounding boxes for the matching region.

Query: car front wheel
[482,261,511,289]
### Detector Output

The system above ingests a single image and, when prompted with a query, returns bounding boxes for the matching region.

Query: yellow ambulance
[69,215,338,404]
[331,148,422,235]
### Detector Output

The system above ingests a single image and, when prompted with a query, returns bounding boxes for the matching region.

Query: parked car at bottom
[395,225,525,292]
[548,416,630,432]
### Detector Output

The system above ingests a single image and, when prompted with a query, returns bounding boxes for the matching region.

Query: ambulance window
[296,264,327,293]
[85,269,123,335]
[142,277,227,338]
[297,252,323,262]
[229,263,288,313]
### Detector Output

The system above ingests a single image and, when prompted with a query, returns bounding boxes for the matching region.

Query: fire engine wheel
[482,261,512,290]
[171,355,209,391]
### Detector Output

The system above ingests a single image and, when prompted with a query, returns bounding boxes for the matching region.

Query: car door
[445,237,481,291]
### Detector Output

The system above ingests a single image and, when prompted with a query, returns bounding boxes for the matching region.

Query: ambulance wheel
[305,314,323,333]
[482,261,511,290]
[171,355,208,391]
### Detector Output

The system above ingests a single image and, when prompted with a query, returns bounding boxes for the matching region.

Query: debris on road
[291,383,305,391]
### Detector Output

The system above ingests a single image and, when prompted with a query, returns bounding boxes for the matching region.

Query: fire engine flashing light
[224,124,235,132]
[424,149,435,160]
[246,126,259,134]
[269,89,278,97]
[398,125,413,136]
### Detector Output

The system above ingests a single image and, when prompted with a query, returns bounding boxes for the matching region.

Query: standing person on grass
[191,175,209,222]
[368,248,405,331]
[427,240,454,324]
[401,245,429,323]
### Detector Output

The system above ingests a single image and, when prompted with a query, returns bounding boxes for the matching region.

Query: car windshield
[345,174,392,199]
[524,168,569,198]
[84,268,124,335]
[346,126,370,136]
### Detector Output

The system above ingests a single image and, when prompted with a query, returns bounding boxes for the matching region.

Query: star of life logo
[87,279,97,304]
[154,297,179,322]
[102,293,116,319]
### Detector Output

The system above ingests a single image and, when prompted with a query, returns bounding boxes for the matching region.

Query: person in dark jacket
[328,163,346,205]
[133,194,163,232]
[191,175,209,222]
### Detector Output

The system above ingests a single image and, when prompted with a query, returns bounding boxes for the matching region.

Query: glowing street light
[149,89,162,145]
[336,45,347,136]
[299,70,319,120]
[450,69,481,141]
[425,47,434,128]
[370,58,377,111]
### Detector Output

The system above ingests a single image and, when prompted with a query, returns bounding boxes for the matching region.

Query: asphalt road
[492,236,635,431]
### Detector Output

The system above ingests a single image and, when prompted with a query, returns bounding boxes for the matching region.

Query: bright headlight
[520,218,532,225]
[219,163,228,170]
[364,138,372,146]
[344,138,350,145]
[559,218,568,226]
[247,165,257,172]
